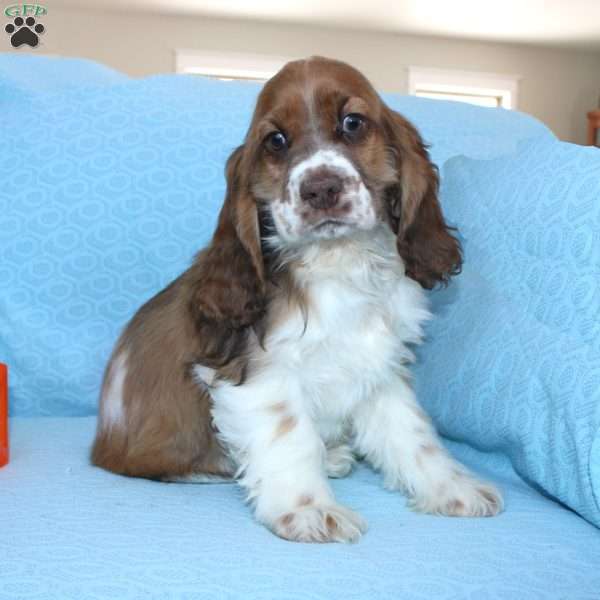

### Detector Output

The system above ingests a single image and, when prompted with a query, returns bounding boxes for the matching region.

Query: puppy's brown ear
[189,145,266,365]
[383,109,462,289]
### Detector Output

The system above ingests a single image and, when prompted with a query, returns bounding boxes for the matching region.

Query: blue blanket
[1,417,599,600]
[3,55,599,529]
[0,54,554,419]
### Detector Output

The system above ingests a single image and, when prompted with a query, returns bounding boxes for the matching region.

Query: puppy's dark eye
[341,113,365,136]
[265,131,288,153]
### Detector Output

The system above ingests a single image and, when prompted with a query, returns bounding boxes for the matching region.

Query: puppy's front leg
[353,373,503,517]
[209,375,366,543]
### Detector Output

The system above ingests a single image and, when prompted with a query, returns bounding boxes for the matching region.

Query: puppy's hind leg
[325,443,355,479]
[92,356,234,484]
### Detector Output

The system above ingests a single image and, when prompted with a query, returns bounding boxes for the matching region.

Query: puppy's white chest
[265,242,429,432]
[203,233,430,454]
[292,279,396,390]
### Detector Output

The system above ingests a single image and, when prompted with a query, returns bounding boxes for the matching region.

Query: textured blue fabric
[414,138,600,528]
[0,55,553,418]
[1,417,599,600]
[380,93,554,165]
[1,55,598,599]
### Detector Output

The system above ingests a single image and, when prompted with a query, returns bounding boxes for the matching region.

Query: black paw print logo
[5,16,45,48]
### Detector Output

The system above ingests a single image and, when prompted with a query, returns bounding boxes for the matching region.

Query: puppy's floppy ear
[383,109,462,289]
[189,145,266,365]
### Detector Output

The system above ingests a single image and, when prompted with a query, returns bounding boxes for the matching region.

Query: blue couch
[1,55,599,599]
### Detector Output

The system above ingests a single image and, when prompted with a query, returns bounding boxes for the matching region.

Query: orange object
[0,363,8,467]
[588,109,600,147]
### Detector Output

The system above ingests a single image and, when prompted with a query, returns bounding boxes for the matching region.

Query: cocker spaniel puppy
[92,56,502,543]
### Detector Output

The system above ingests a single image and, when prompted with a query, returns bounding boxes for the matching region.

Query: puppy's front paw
[411,475,503,517]
[272,503,367,543]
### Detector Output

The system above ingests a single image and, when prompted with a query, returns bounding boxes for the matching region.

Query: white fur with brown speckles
[270,148,377,244]
[202,227,502,543]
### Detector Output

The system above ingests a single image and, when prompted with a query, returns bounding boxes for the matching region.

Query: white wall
[10,6,600,143]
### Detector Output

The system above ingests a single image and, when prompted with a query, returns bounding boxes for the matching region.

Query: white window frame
[407,66,520,109]
[174,49,294,80]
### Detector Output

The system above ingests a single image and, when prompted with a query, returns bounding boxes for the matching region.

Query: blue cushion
[0,55,553,418]
[414,138,600,528]
[1,417,599,599]
[381,93,554,165]
[0,54,127,99]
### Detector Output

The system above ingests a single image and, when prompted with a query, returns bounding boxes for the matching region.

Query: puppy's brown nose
[300,173,343,210]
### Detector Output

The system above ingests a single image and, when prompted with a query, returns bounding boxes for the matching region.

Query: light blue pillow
[0,55,554,419]
[0,54,127,99]
[381,93,555,165]
[415,138,600,527]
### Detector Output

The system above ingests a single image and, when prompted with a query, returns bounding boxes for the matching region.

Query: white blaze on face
[270,148,378,244]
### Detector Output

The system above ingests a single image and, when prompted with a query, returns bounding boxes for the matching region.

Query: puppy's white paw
[325,444,355,478]
[272,503,367,543]
[411,475,503,517]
